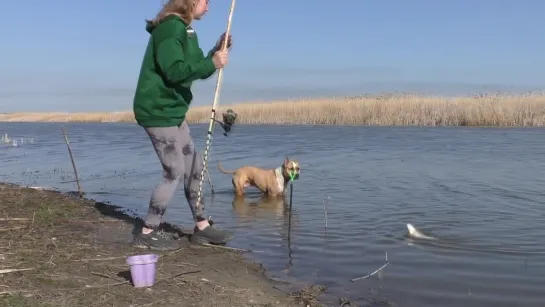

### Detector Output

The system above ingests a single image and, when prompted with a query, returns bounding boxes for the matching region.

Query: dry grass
[2,92,545,126]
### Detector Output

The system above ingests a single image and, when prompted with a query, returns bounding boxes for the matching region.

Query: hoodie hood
[145,21,155,34]
[145,15,188,34]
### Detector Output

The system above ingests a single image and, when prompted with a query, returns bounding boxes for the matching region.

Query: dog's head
[281,156,300,181]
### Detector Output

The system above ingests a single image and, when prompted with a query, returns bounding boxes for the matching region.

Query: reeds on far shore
[1,92,545,127]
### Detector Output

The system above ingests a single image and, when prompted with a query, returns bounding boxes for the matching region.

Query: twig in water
[350,252,389,282]
[0,268,34,274]
[323,196,329,228]
[61,126,83,198]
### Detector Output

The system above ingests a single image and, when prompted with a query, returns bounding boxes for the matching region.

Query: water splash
[1,133,35,147]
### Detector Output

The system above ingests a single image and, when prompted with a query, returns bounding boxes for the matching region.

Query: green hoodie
[133,15,218,128]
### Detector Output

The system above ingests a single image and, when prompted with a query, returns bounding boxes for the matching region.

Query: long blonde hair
[146,0,195,26]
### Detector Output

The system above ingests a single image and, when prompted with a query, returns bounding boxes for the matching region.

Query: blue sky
[0,0,544,112]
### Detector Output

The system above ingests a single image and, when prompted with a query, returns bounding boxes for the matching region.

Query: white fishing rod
[195,0,236,214]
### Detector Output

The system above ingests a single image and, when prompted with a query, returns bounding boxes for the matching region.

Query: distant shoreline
[2,93,545,127]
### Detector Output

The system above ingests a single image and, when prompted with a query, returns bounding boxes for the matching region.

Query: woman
[132,0,234,250]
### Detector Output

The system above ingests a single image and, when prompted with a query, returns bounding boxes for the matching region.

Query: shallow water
[1,122,545,307]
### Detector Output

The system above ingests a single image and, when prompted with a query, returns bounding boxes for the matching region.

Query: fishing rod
[194,0,236,216]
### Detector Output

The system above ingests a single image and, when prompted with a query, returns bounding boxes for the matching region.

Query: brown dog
[217,157,300,196]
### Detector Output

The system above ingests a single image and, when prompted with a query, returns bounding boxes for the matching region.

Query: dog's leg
[268,191,280,197]
[231,178,237,193]
[232,173,249,196]
[235,187,245,195]
[234,182,245,196]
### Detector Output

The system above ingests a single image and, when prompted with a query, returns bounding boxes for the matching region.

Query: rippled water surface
[2,122,545,306]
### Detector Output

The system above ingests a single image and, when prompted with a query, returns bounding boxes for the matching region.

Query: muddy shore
[0,183,329,307]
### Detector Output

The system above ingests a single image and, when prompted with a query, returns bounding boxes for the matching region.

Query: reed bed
[2,93,545,126]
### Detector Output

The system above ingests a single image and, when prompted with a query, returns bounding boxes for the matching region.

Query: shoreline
[0,182,328,306]
[1,93,545,126]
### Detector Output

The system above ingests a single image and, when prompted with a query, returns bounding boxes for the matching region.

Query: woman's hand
[215,32,232,51]
[212,49,229,69]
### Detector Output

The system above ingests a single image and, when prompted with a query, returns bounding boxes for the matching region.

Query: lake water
[1,122,545,307]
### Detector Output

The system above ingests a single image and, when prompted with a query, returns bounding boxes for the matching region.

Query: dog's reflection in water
[232,194,299,259]
[231,194,289,220]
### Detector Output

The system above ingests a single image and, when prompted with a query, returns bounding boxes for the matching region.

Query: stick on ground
[0,218,29,221]
[75,256,126,262]
[155,269,202,285]
[0,290,34,296]
[0,226,26,232]
[201,243,263,253]
[0,268,34,274]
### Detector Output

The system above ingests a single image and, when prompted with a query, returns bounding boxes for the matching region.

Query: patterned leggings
[143,120,205,229]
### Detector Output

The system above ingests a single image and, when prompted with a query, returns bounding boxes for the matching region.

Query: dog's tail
[217,161,236,174]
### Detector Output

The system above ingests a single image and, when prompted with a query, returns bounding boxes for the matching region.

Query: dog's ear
[284,156,290,166]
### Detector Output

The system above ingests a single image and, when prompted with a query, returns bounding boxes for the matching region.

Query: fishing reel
[214,109,238,136]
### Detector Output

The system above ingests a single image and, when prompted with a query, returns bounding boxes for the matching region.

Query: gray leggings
[144,120,205,229]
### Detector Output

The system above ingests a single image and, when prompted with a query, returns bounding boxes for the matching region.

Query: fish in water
[407,223,436,240]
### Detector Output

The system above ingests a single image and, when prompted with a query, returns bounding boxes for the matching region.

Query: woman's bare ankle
[142,227,154,234]
[195,220,210,231]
